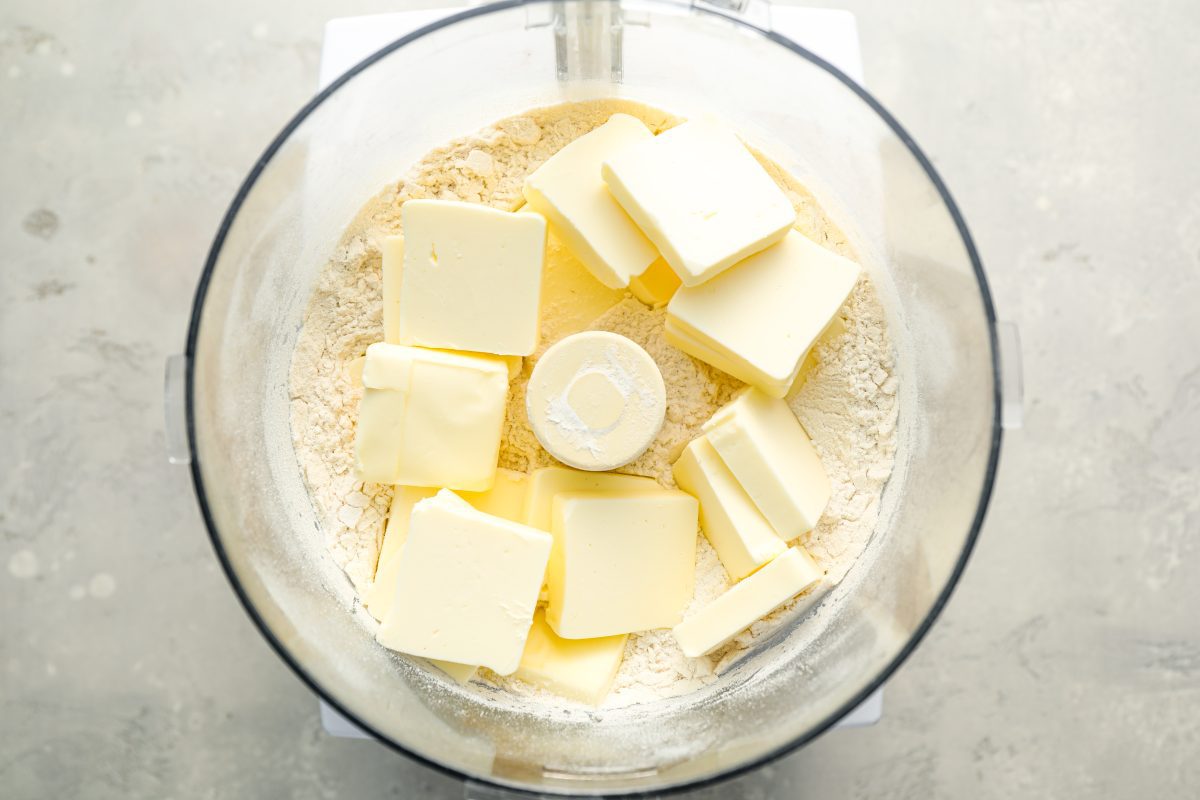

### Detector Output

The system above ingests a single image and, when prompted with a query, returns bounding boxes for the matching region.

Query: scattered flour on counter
[288,99,898,709]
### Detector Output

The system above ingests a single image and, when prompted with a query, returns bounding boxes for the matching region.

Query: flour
[290,235,392,591]
[288,99,898,709]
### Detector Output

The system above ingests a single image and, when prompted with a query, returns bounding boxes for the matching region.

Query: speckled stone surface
[3,1,1198,797]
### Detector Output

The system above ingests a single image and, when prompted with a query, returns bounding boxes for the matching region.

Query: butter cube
[516,609,628,705]
[386,237,531,364]
[523,466,661,532]
[354,343,509,490]
[703,388,831,540]
[628,257,681,309]
[546,491,698,638]
[666,230,861,397]
[525,469,663,606]
[376,490,551,675]
[398,200,547,356]
[523,114,660,290]
[365,469,528,621]
[672,436,785,581]
[664,324,768,389]
[673,547,823,657]
[601,119,794,286]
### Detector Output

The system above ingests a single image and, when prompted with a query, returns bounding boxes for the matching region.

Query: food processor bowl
[177,0,1009,794]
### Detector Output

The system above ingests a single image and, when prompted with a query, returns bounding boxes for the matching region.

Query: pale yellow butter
[661,318,756,382]
[673,547,823,658]
[428,659,478,684]
[703,388,831,540]
[524,466,662,604]
[364,469,528,622]
[354,343,509,490]
[398,200,546,356]
[515,609,627,705]
[537,231,626,343]
[346,354,366,387]
[462,467,528,520]
[546,490,698,639]
[523,113,660,290]
[628,257,681,308]
[363,486,436,621]
[601,119,794,287]
[355,388,407,487]
[672,436,785,580]
[502,354,523,381]
[381,235,404,344]
[525,332,666,472]
[522,466,660,532]
[376,490,551,675]
[666,229,861,397]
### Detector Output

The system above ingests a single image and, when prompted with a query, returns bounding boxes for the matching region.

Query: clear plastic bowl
[180,0,1005,794]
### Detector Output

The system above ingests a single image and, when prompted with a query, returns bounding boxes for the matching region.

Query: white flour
[288,100,898,709]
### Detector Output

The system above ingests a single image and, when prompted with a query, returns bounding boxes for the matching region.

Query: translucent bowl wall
[184,1,1002,794]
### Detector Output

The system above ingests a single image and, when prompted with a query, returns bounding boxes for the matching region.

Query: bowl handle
[163,354,191,464]
[996,321,1024,430]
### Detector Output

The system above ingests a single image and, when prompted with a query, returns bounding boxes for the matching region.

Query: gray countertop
[3,1,1198,797]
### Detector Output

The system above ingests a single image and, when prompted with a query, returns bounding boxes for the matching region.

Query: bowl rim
[184,0,1004,795]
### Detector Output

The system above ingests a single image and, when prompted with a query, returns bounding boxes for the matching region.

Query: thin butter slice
[666,229,860,397]
[462,467,528,521]
[703,388,831,540]
[364,486,437,620]
[381,235,404,344]
[672,436,786,580]
[428,659,478,684]
[515,610,627,705]
[365,469,528,622]
[673,547,823,657]
[602,119,794,286]
[523,113,660,289]
[354,343,509,490]
[628,257,681,308]
[537,231,626,344]
[523,466,660,531]
[376,490,551,676]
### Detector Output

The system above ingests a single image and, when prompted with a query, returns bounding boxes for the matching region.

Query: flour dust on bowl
[183,0,1003,794]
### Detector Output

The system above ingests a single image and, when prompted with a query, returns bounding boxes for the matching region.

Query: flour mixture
[288,99,898,708]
